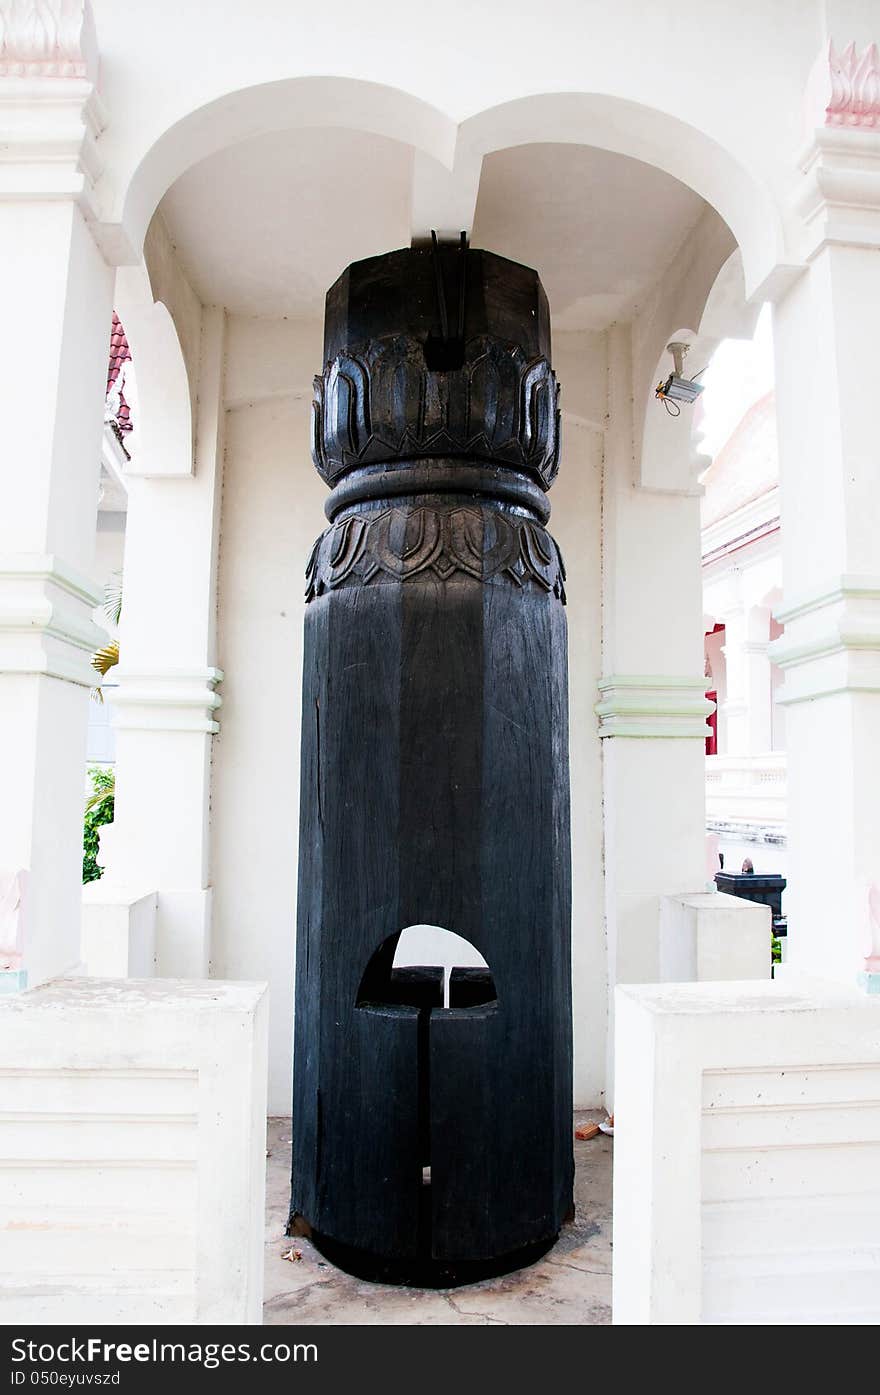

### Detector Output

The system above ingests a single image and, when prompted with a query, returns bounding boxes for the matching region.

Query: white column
[103,308,225,977]
[743,629,773,754]
[601,326,713,1090]
[0,4,113,984]
[719,600,748,755]
[770,38,880,984]
[722,601,773,756]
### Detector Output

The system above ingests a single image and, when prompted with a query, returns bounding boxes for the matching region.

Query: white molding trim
[596,675,714,739]
[109,667,224,734]
[773,574,880,626]
[0,553,103,684]
[770,574,880,703]
[795,125,880,259]
[701,486,780,566]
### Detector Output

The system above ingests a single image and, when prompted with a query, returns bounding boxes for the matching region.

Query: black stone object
[291,242,573,1285]
[715,871,787,935]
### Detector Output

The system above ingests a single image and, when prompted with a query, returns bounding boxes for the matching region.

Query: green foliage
[102,571,123,628]
[83,766,115,884]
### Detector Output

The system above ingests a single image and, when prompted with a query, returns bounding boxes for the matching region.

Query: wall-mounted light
[655,341,704,415]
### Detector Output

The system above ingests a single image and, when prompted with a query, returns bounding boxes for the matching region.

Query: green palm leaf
[103,572,123,626]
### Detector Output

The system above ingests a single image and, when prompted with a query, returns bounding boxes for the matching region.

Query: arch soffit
[117,80,786,300]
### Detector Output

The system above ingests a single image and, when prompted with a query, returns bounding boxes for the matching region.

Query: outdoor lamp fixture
[655,340,705,414]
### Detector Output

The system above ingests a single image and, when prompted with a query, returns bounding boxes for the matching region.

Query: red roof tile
[106,312,133,435]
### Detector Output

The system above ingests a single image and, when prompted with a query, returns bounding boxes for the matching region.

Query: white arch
[119,77,458,259]
[636,208,742,492]
[453,91,784,298]
[114,267,193,479]
[115,78,788,302]
[112,76,792,499]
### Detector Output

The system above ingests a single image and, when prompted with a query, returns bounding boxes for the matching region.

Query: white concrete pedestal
[613,978,880,1325]
[0,977,268,1324]
[81,886,158,977]
[659,891,771,982]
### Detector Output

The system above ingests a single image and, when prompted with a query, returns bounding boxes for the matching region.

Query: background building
[699,312,787,876]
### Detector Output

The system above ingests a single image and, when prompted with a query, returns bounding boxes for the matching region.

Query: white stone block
[81,885,158,977]
[659,891,771,982]
[613,978,880,1325]
[0,977,268,1324]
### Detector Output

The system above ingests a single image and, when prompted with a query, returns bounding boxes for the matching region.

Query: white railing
[706,753,787,831]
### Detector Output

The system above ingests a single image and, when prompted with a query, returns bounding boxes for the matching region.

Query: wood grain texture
[291,247,574,1283]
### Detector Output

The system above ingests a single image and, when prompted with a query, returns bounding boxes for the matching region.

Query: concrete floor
[263,1113,612,1325]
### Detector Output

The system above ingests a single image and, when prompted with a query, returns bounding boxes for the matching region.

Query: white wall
[212,316,324,1115]
[212,315,608,1113]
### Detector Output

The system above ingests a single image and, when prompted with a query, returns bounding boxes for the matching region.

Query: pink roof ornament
[805,40,880,131]
[0,0,99,81]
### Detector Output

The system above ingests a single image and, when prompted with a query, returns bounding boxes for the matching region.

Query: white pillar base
[659,892,771,982]
[81,886,158,978]
[0,976,268,1325]
[613,978,880,1325]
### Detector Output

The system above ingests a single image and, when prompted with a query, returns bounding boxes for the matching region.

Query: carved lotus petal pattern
[0,0,91,77]
[827,41,880,126]
[305,506,566,604]
[367,508,443,579]
[807,39,880,130]
[447,507,521,579]
[311,334,561,490]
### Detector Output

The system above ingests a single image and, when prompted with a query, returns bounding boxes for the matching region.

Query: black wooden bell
[291,240,573,1285]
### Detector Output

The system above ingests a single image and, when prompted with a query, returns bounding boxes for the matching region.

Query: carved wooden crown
[310,247,561,491]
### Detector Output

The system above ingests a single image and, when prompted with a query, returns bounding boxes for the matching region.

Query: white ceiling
[472,144,705,331]
[160,127,414,319]
[159,128,706,329]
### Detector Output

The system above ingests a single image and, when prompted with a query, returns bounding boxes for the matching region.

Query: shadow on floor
[263,1113,612,1326]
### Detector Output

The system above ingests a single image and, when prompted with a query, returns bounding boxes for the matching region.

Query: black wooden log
[291,243,574,1285]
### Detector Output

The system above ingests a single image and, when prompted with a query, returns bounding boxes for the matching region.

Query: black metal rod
[430,230,449,341]
[457,231,468,342]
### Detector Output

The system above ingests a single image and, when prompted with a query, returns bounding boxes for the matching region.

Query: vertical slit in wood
[417,1000,432,1260]
[314,697,323,832]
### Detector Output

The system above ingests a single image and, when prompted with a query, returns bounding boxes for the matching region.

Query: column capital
[0,553,103,685]
[770,574,880,703]
[109,667,224,734]
[0,0,104,212]
[797,40,880,258]
[595,675,713,739]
